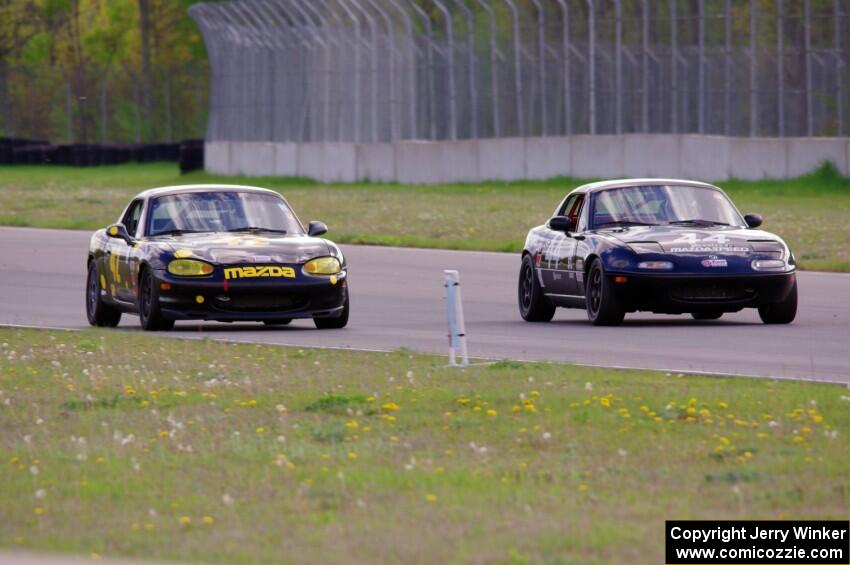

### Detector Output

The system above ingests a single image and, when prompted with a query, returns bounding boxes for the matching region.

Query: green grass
[1,162,849,270]
[0,328,848,563]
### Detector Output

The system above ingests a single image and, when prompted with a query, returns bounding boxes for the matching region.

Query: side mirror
[106,223,134,245]
[548,216,576,233]
[307,220,328,237]
[744,213,763,228]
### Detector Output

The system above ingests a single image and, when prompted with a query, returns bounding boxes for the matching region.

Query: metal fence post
[804,0,813,137]
[405,0,437,140]
[430,0,457,140]
[671,0,678,134]
[614,0,622,134]
[777,0,784,137]
[836,0,844,136]
[698,0,705,134]
[500,0,524,137]
[448,0,478,139]
[335,0,363,142]
[750,0,757,137]
[588,0,596,135]
[384,0,418,139]
[554,0,571,136]
[530,0,547,136]
[473,0,500,137]
[641,0,649,133]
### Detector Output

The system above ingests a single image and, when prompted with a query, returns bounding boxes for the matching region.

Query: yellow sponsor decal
[223,265,296,280]
[329,275,337,285]
[100,274,106,289]
[174,249,193,259]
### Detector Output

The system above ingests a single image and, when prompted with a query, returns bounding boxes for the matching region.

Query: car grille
[213,294,308,312]
[671,284,756,302]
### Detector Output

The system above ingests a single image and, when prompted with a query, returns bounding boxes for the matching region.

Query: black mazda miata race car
[86,185,348,330]
[519,179,797,326]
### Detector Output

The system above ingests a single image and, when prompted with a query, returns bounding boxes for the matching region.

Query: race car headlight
[751,259,787,271]
[303,256,341,276]
[637,261,674,270]
[168,259,214,277]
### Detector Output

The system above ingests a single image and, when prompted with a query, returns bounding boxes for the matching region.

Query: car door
[112,199,144,302]
[539,194,584,295]
[557,194,585,295]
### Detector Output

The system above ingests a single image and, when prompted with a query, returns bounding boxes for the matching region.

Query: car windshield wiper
[152,229,207,236]
[668,219,731,226]
[226,226,288,234]
[595,220,659,228]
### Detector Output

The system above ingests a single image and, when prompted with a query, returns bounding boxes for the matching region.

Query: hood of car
[604,226,785,256]
[148,232,332,264]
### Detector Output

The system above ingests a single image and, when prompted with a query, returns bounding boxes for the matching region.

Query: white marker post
[444,270,469,367]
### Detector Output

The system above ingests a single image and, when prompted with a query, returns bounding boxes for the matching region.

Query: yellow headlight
[168,259,214,277]
[303,256,341,275]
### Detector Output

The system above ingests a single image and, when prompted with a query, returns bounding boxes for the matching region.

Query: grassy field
[0,328,848,564]
[0,163,849,271]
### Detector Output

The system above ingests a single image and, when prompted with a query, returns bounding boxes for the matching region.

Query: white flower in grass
[585,382,593,391]
[221,493,234,506]
[29,465,39,476]
[35,489,46,500]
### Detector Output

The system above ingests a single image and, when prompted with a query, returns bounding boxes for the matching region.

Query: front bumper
[608,270,796,314]
[151,269,347,321]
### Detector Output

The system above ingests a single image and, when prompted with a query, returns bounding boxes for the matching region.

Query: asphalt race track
[1,226,849,383]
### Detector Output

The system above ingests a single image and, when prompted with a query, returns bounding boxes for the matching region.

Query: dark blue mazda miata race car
[518,179,797,326]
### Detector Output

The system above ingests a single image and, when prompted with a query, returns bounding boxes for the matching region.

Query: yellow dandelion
[347,452,357,461]
[34,507,44,515]
[511,405,521,413]
[425,494,437,502]
[579,484,589,492]
[381,402,400,412]
[345,420,358,429]
[599,397,611,408]
[179,516,192,527]
[486,409,497,417]
[202,516,214,525]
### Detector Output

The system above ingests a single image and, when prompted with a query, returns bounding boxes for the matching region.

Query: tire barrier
[0,138,203,172]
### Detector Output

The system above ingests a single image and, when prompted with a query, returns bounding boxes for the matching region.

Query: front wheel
[86,261,121,327]
[138,269,174,331]
[758,279,797,324]
[314,292,349,329]
[585,259,625,326]
[518,254,555,322]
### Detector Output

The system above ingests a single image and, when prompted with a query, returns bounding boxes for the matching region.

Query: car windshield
[146,191,304,236]
[589,184,745,229]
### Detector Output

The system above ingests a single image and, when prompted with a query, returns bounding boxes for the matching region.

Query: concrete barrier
[297,143,357,182]
[356,143,396,182]
[525,137,571,179]
[231,142,275,177]
[571,135,625,178]
[786,138,848,177]
[679,135,730,182]
[204,142,231,175]
[273,143,297,177]
[204,135,850,184]
[478,138,526,181]
[623,135,680,178]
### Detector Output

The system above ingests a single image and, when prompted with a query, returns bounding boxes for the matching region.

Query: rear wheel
[585,259,625,326]
[86,261,121,327]
[314,292,349,329]
[758,279,797,324]
[138,269,174,331]
[691,311,723,320]
[518,254,555,322]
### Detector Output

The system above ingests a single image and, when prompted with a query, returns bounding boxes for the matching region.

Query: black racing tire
[86,260,122,327]
[138,268,174,331]
[691,311,723,320]
[585,259,626,326]
[314,292,349,330]
[263,319,292,326]
[758,279,797,324]
[518,254,555,322]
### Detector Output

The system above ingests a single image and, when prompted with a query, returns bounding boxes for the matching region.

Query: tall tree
[138,0,152,140]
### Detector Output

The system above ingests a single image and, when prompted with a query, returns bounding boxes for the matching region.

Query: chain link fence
[191,0,849,143]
